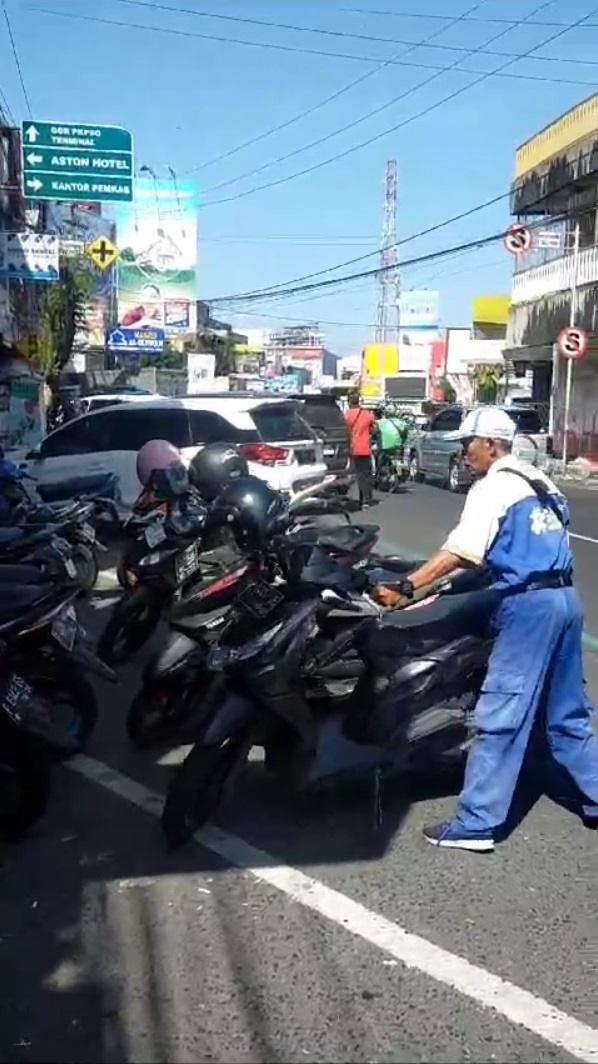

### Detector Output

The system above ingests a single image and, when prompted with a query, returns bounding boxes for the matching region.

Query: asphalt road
[1,486,598,1064]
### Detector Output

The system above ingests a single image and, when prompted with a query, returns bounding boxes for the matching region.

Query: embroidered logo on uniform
[530,506,562,535]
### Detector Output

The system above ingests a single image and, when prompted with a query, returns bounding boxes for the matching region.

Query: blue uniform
[441,454,598,839]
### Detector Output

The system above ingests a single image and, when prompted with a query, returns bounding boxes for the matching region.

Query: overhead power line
[200,3,594,206]
[33,4,595,92]
[178,0,495,175]
[116,0,598,68]
[3,0,32,115]
[253,0,598,29]
[200,145,596,304]
[207,207,583,306]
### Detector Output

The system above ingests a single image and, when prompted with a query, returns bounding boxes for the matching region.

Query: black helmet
[188,442,249,501]
[206,474,287,551]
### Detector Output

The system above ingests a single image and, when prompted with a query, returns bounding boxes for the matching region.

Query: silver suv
[407,405,547,492]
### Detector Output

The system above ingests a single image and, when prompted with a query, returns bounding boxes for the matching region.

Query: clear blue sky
[2,0,597,353]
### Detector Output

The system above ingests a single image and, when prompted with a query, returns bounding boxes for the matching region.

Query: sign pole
[562,221,580,472]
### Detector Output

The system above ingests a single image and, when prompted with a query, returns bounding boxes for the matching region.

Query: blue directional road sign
[106,327,165,353]
[21,121,134,203]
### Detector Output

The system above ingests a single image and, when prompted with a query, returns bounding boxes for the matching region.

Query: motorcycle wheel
[97,587,164,667]
[126,682,207,749]
[0,755,51,842]
[161,733,250,849]
[71,542,99,592]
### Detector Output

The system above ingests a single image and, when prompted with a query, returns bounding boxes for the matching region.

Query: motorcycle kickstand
[372,765,384,831]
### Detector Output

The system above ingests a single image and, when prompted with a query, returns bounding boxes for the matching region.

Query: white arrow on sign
[26,152,43,166]
[24,125,39,143]
[25,178,42,192]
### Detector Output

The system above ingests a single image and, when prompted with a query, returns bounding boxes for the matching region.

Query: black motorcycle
[0,547,117,840]
[161,548,498,847]
[9,498,104,591]
[125,495,378,748]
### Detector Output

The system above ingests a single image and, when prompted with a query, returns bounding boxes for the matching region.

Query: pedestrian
[375,406,598,852]
[344,391,375,509]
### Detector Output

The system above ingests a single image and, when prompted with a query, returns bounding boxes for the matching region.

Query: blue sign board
[106,326,165,353]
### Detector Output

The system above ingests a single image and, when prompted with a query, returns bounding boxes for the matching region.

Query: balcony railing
[511,245,598,305]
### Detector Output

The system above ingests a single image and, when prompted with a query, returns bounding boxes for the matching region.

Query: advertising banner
[187,353,216,393]
[45,201,116,348]
[115,177,198,338]
[399,289,440,331]
[0,233,59,282]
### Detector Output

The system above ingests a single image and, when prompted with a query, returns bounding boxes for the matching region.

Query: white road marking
[570,533,598,545]
[70,754,598,1063]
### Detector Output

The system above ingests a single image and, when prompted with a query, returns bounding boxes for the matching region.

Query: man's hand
[373,584,410,609]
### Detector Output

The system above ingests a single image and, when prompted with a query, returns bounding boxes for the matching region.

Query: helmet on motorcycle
[206,474,287,551]
[188,442,249,502]
[136,439,181,487]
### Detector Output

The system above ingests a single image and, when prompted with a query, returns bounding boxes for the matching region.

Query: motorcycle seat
[317,523,380,555]
[0,563,52,584]
[0,526,28,545]
[368,554,427,576]
[374,587,500,640]
[0,583,55,621]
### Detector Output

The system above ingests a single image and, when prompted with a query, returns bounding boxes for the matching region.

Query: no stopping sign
[557,326,587,359]
[504,224,532,255]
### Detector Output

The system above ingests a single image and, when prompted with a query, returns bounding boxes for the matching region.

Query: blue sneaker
[423,820,494,852]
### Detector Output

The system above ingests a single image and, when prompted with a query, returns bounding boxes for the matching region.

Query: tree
[203,333,238,376]
[438,376,457,403]
[38,260,93,376]
[471,364,504,404]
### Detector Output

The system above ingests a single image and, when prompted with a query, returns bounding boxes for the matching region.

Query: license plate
[52,605,78,651]
[323,446,335,456]
[3,673,33,721]
[145,522,166,548]
[175,543,199,583]
[80,521,96,543]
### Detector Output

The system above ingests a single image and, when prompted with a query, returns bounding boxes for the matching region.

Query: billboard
[114,177,198,336]
[45,201,116,348]
[399,289,440,330]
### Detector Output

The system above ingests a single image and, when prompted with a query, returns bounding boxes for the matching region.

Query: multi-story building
[505,94,598,457]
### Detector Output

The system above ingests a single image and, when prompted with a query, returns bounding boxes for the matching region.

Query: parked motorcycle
[0,546,117,840]
[125,494,375,748]
[161,547,498,847]
[8,498,105,591]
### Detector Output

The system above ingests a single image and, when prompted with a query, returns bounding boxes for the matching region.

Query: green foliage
[204,333,238,376]
[38,260,93,375]
[438,376,457,403]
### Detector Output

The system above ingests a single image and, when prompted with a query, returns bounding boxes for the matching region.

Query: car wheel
[408,451,424,483]
[447,459,461,493]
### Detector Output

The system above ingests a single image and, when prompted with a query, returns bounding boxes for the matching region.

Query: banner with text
[114,177,198,337]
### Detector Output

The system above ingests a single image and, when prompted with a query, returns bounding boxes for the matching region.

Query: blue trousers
[454,586,598,835]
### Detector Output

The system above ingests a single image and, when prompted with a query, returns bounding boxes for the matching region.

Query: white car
[23,395,329,511]
[79,391,163,414]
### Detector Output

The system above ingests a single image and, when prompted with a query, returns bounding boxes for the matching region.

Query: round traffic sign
[504,223,532,255]
[557,326,587,359]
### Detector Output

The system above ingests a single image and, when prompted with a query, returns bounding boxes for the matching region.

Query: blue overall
[453,480,598,837]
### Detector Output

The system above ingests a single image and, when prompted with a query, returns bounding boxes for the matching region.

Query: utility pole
[375,160,400,398]
[561,220,581,471]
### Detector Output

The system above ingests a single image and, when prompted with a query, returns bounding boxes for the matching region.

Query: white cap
[445,406,517,442]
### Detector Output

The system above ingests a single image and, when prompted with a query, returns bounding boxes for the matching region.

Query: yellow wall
[471,295,510,326]
[514,94,598,179]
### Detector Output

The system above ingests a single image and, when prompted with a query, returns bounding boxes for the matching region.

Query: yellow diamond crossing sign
[85,236,119,271]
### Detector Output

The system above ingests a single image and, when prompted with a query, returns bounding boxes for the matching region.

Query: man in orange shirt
[344,392,375,508]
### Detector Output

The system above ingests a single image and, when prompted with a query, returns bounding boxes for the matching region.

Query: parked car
[22,396,328,512]
[407,404,547,492]
[286,392,352,490]
[79,391,163,414]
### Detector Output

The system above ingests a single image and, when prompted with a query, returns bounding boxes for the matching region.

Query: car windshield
[298,398,345,433]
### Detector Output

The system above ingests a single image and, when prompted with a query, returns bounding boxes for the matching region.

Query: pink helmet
[136,439,181,487]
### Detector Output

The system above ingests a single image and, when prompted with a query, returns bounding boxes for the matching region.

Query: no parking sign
[557,326,587,360]
[503,224,532,256]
